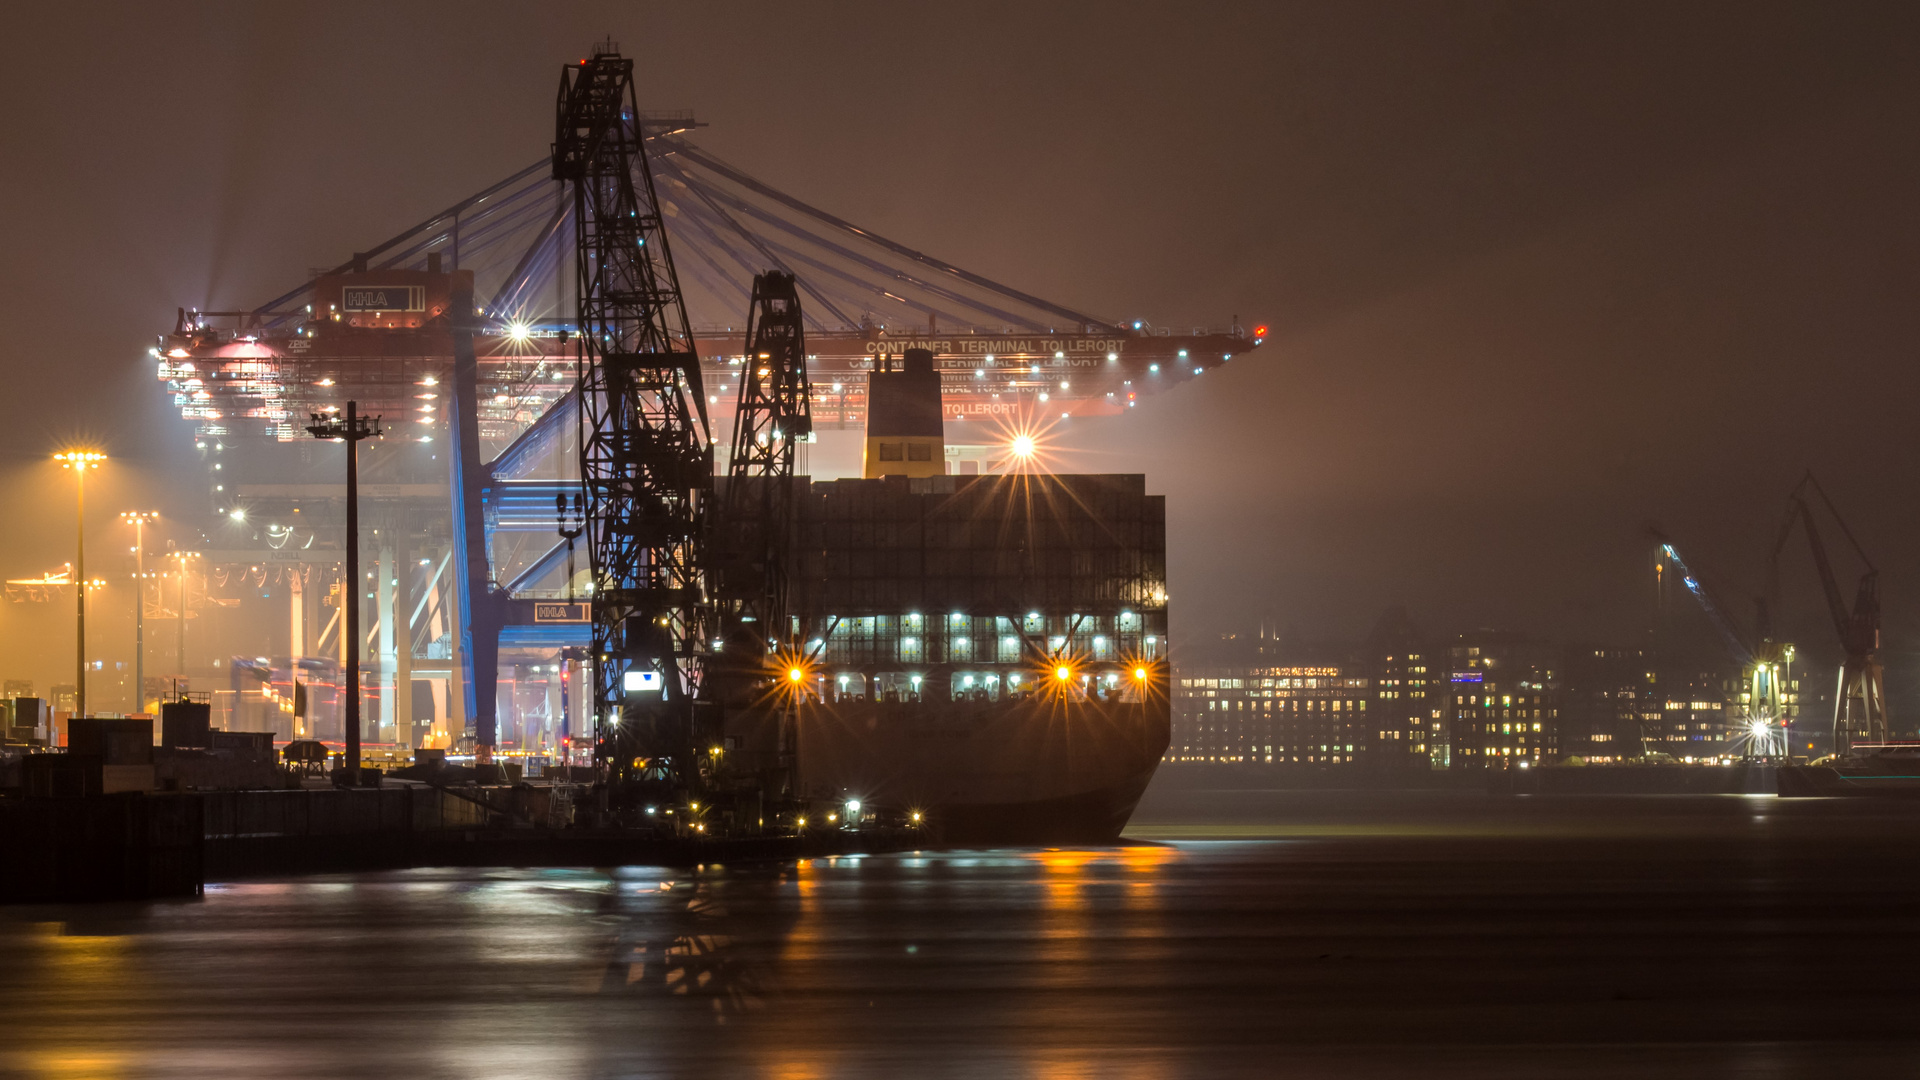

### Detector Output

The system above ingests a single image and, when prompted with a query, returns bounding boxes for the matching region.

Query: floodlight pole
[75,465,86,719]
[55,451,104,719]
[133,518,143,711]
[175,550,189,677]
[307,402,381,776]
[122,513,155,713]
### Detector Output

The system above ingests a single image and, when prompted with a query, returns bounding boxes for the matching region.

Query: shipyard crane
[1769,473,1885,753]
[717,271,812,649]
[1653,530,1793,758]
[707,271,813,799]
[554,46,714,787]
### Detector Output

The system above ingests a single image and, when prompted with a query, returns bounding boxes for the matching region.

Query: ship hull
[931,766,1159,845]
[795,693,1170,845]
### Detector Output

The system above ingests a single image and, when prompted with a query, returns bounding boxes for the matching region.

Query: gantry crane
[1769,473,1885,753]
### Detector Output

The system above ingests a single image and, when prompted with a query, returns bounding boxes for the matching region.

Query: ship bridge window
[878,443,903,461]
[908,444,932,461]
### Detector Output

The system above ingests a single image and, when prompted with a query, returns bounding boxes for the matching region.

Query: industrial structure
[119,46,1207,834]
[1655,534,1799,758]
[1769,473,1885,752]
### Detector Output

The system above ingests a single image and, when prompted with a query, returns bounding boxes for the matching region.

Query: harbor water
[5,788,1920,1077]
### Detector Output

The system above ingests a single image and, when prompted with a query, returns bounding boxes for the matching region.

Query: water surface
[6,790,1920,1077]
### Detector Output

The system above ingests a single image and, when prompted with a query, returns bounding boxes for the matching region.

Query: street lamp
[306,402,381,779]
[54,450,104,718]
[121,511,158,714]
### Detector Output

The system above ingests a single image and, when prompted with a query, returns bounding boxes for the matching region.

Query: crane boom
[1655,533,1754,668]
[1773,496,1849,643]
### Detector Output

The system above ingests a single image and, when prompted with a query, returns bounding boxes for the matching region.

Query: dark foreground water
[7,790,1920,1078]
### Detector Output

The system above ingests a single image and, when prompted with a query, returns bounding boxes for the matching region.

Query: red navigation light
[1253,325,1269,338]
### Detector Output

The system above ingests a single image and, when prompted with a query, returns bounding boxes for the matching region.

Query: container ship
[784,470,1170,843]
[719,347,1170,844]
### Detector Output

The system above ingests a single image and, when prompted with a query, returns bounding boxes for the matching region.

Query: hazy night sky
[0,2,1917,700]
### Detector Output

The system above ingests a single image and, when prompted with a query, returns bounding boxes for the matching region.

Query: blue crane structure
[153,49,1259,757]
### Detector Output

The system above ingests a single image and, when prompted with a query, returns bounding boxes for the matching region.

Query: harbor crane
[1769,472,1885,753]
[557,44,816,811]
[1653,530,1795,759]
[555,47,714,788]
[707,271,814,802]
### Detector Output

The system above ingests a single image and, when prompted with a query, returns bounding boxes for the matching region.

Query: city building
[1171,663,1371,765]
[1557,646,1656,763]
[1650,669,1738,759]
[1443,633,1559,769]
[1165,617,1781,773]
[1366,608,1438,770]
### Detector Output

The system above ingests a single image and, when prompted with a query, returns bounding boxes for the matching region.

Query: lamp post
[306,402,381,777]
[121,511,158,714]
[55,451,104,718]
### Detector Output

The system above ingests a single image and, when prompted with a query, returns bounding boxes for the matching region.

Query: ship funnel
[863,347,944,478]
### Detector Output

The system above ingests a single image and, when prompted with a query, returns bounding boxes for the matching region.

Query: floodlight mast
[554,48,712,788]
[306,402,382,778]
[54,451,104,718]
[121,511,159,713]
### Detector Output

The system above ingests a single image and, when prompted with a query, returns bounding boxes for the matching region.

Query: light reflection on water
[7,794,1920,1076]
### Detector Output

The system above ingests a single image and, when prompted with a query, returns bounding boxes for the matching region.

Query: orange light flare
[1038,655,1089,699]
[766,647,817,703]
[1120,656,1165,701]
[53,450,106,470]
[986,410,1067,475]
